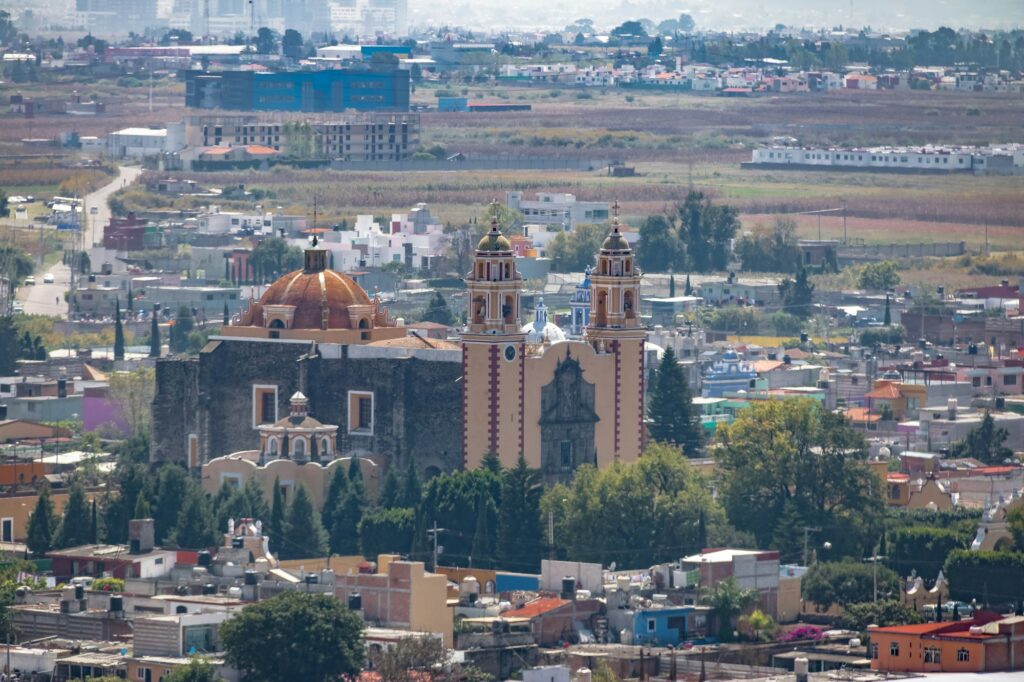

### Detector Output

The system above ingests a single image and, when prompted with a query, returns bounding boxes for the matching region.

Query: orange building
[869,613,1024,673]
[462,207,644,481]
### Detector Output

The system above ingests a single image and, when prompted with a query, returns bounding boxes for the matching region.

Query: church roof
[476,218,512,252]
[244,268,375,330]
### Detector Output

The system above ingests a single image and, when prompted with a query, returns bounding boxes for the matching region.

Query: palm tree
[701,576,758,642]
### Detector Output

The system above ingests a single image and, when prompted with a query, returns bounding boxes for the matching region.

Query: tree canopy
[220,592,365,682]
[647,347,703,455]
[949,411,1014,464]
[546,224,607,272]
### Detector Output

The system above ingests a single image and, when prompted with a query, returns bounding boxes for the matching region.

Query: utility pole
[864,553,887,602]
[426,522,444,572]
[842,198,848,244]
[802,526,821,567]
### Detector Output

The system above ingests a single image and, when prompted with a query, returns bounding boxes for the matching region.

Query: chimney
[129,518,155,554]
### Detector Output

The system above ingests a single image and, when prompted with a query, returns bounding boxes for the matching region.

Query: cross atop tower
[611,199,620,224]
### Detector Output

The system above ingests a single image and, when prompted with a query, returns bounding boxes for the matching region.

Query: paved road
[16,166,143,318]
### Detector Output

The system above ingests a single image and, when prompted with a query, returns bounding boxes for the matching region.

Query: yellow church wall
[462,338,526,469]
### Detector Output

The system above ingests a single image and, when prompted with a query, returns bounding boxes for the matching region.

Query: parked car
[12,302,24,313]
[24,276,35,285]
[43,273,55,284]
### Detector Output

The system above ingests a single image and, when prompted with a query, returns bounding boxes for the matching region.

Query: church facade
[151,216,645,483]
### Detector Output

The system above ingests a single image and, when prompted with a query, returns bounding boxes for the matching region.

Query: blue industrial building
[631,605,709,646]
[185,69,410,112]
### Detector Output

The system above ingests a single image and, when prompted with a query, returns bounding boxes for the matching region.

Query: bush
[840,601,922,631]
[944,550,1024,607]
[781,625,824,642]
[859,325,905,347]
[576,91,593,99]
[802,561,899,608]
[965,107,982,116]
[92,577,124,592]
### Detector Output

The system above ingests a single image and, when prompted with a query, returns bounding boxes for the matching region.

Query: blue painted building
[701,349,757,398]
[630,605,710,646]
[185,69,410,112]
[569,267,591,337]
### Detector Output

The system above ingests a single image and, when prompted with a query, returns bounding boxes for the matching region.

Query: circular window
[504,344,517,362]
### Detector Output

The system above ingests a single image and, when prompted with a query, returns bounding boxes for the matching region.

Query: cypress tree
[27,484,55,557]
[322,466,348,530]
[223,301,230,326]
[113,299,125,361]
[170,483,217,550]
[400,458,421,508]
[242,477,269,522]
[133,490,152,519]
[282,485,328,559]
[347,455,363,483]
[884,294,892,326]
[495,454,543,572]
[669,273,676,297]
[55,481,92,549]
[270,477,286,555]
[379,467,401,508]
[149,307,161,358]
[330,475,365,556]
[481,451,502,474]
[684,274,692,296]
[154,464,189,544]
[470,492,493,568]
[90,498,98,543]
[647,346,703,455]
[126,283,133,311]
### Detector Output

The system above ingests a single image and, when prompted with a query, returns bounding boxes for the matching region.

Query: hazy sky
[411,0,1024,33]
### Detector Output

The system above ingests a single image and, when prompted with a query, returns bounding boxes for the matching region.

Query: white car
[43,273,55,284]
[24,276,35,286]
[12,302,24,313]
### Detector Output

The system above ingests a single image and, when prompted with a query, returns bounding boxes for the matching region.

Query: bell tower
[585,201,646,460]
[462,209,526,469]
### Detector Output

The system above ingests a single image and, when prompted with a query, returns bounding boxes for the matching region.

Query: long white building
[749,144,1024,175]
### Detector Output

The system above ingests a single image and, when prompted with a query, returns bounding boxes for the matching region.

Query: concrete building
[680,548,781,619]
[750,144,1024,175]
[506,192,610,230]
[107,123,185,159]
[697,275,782,307]
[869,613,1024,673]
[334,555,453,646]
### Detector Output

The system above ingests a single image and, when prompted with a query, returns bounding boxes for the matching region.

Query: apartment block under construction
[183,112,420,161]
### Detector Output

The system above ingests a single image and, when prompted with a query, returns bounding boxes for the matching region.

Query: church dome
[253,268,372,329]
[601,225,630,251]
[477,230,512,252]
[521,298,566,345]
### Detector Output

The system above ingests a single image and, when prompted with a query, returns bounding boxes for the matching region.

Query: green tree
[330,476,366,556]
[322,467,349,530]
[154,464,190,544]
[495,454,543,572]
[113,299,125,361]
[944,550,1024,606]
[636,214,684,272]
[701,577,757,642]
[0,318,19,375]
[949,411,1013,465]
[884,294,892,326]
[220,592,365,682]
[542,444,731,567]
[1009,506,1024,550]
[546,224,607,272]
[858,261,901,290]
[149,308,161,357]
[281,485,328,559]
[170,305,195,354]
[170,483,217,549]
[255,27,278,55]
[470,492,495,568]
[887,526,969,579]
[163,657,221,681]
[133,490,152,519]
[611,20,647,38]
[676,191,740,272]
[422,291,454,325]
[250,237,303,282]
[223,301,229,326]
[778,267,815,318]
[400,459,421,508]
[270,477,286,555]
[282,28,304,59]
[802,560,899,609]
[735,219,801,273]
[414,468,501,567]
[647,347,703,455]
[716,399,883,558]
[54,481,92,549]
[840,600,923,631]
[379,467,401,508]
[27,484,55,557]
[359,507,416,558]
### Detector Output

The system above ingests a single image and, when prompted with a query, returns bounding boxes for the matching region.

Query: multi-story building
[75,0,158,35]
[869,614,1024,673]
[184,113,419,160]
[185,69,410,113]
[506,192,610,230]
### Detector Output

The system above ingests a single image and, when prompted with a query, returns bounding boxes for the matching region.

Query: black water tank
[347,593,362,611]
[231,537,244,549]
[74,585,84,600]
[197,551,212,567]
[561,576,576,599]
[304,574,319,585]
[244,570,258,586]
[202,583,216,595]
[109,595,123,612]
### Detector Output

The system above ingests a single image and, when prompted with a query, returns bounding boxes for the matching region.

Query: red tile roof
[502,597,569,619]
[865,383,901,400]
[845,407,880,423]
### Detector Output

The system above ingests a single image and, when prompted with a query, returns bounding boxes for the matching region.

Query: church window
[560,441,573,469]
[957,649,969,662]
[321,437,332,455]
[503,295,515,324]
[268,437,279,457]
[348,391,374,435]
[253,385,278,428]
[293,438,306,458]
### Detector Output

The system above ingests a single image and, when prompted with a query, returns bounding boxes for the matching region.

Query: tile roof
[844,407,880,423]
[865,383,902,400]
[502,597,569,619]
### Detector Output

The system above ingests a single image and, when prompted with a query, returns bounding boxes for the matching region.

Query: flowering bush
[781,625,824,642]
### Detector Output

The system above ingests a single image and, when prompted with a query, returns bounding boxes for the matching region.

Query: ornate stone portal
[539,349,599,483]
